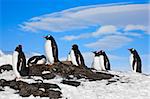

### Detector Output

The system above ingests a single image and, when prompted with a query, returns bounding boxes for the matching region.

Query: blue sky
[0,0,150,73]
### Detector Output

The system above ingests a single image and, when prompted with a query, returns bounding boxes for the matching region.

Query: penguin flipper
[132,59,136,71]
[137,60,142,73]
[52,44,59,62]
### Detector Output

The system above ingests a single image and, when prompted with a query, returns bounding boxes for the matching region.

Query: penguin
[128,48,142,73]
[12,45,28,78]
[70,44,85,66]
[91,51,102,70]
[44,35,59,64]
[99,50,111,70]
[27,55,46,66]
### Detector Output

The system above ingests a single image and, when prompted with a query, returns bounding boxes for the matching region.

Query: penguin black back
[101,50,110,70]
[27,55,46,66]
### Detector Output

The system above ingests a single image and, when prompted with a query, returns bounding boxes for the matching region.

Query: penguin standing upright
[12,45,28,78]
[96,50,106,71]
[70,44,85,66]
[44,35,59,64]
[128,48,142,73]
[91,51,102,70]
[99,50,111,70]
[27,55,46,66]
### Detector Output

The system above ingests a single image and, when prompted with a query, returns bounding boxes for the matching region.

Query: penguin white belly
[92,57,101,71]
[45,40,54,64]
[12,51,21,78]
[134,62,137,72]
[99,55,106,71]
[130,54,134,72]
[70,50,78,66]
[67,53,71,61]
[36,58,46,64]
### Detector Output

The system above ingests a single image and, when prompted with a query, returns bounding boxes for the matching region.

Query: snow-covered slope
[0,51,150,99]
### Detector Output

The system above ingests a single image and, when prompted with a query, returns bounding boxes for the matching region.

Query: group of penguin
[12,35,142,79]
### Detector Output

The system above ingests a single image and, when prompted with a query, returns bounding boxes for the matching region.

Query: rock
[28,62,114,81]
[61,80,81,87]
[47,90,62,98]
[0,79,7,87]
[42,73,56,79]
[0,79,62,98]
[31,83,61,90]
[0,64,13,73]
[0,88,4,91]
[29,64,48,76]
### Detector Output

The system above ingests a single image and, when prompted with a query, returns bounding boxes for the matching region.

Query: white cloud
[92,25,118,36]
[20,3,149,32]
[124,24,147,32]
[62,25,119,41]
[85,35,133,50]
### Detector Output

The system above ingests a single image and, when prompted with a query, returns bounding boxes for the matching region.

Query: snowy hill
[0,51,150,99]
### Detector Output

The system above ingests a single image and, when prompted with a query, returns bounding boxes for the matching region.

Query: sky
[0,0,150,73]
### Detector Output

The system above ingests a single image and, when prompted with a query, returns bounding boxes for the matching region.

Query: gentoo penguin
[44,35,59,64]
[12,45,28,78]
[70,44,85,66]
[91,51,102,70]
[128,48,142,73]
[99,50,110,70]
[27,55,46,66]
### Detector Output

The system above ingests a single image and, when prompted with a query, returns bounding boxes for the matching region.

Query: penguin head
[15,45,22,52]
[92,51,99,56]
[44,35,54,41]
[41,55,46,59]
[128,48,135,53]
[72,44,78,50]
[98,50,104,55]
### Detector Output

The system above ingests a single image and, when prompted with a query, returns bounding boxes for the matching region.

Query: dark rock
[28,62,114,81]
[0,79,7,87]
[29,64,48,76]
[47,90,62,98]
[61,80,81,87]
[0,88,4,91]
[0,64,13,73]
[42,73,56,79]
[31,83,61,90]
[0,79,62,98]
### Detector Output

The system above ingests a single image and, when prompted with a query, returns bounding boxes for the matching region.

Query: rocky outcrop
[0,79,62,98]
[29,62,114,81]
[0,61,115,98]
[0,64,12,73]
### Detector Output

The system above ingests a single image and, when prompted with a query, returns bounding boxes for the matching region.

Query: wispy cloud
[62,24,144,41]
[92,25,118,36]
[85,35,133,50]
[20,3,149,32]
[124,25,147,32]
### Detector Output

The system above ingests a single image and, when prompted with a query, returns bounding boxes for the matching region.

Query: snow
[0,51,150,99]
